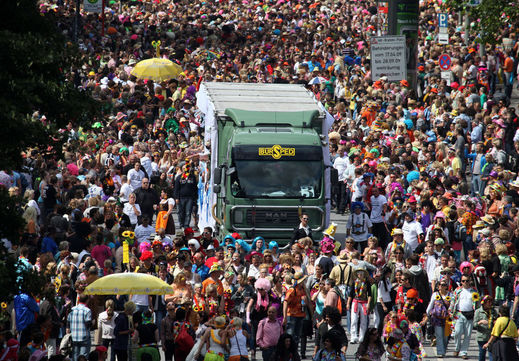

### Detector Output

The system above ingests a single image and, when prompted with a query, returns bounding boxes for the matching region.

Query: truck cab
[197,83,335,244]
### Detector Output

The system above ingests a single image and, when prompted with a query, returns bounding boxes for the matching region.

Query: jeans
[472,174,483,196]
[178,197,194,228]
[286,316,304,347]
[262,346,276,361]
[155,310,166,337]
[434,325,448,356]
[337,182,347,214]
[454,313,473,356]
[372,222,390,250]
[103,339,116,361]
[72,339,91,361]
[163,339,175,361]
[478,340,493,361]
[115,349,128,361]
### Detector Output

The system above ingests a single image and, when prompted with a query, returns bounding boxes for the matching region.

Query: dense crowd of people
[2,0,519,361]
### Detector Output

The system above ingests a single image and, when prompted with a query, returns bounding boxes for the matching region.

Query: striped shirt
[68,303,92,342]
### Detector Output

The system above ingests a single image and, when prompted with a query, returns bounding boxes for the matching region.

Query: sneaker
[453,352,459,357]
[462,356,468,360]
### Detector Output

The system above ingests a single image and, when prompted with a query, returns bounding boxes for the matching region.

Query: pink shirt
[256,318,282,348]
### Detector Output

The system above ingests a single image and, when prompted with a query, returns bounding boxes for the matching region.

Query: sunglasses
[461,280,470,283]
[346,241,354,244]
[302,218,309,221]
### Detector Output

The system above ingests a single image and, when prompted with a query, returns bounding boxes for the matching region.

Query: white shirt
[458,288,475,312]
[98,310,118,340]
[119,183,133,202]
[134,224,155,243]
[127,168,145,189]
[344,163,356,185]
[370,195,387,223]
[402,220,423,251]
[140,156,153,177]
[123,202,141,225]
[347,212,372,242]
[378,279,393,303]
[422,253,438,282]
[333,156,350,182]
[351,177,366,201]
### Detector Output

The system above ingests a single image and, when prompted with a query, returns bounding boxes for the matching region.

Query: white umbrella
[308,76,327,85]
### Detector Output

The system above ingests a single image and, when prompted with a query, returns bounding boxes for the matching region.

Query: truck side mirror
[330,168,338,186]
[214,185,221,194]
[213,166,223,185]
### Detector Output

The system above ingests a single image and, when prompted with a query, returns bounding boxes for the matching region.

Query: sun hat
[209,264,224,274]
[434,238,445,245]
[293,271,308,285]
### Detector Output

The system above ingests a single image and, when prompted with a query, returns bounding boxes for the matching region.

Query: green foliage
[443,0,519,45]
[0,0,99,171]
[0,253,47,304]
[0,0,97,303]
[0,189,25,243]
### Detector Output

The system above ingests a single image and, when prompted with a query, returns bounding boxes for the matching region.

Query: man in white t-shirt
[346,202,372,252]
[127,161,145,189]
[451,275,477,358]
[402,211,423,251]
[333,147,350,215]
[368,186,389,249]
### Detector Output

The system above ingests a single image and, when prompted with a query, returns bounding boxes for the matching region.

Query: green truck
[196,82,336,244]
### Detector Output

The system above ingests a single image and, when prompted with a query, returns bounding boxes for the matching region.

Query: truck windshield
[231,160,322,198]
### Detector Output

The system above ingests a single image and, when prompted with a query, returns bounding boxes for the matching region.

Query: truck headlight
[234,210,244,223]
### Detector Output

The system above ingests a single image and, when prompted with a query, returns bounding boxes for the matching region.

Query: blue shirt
[67,303,92,342]
[14,293,39,332]
[192,264,210,281]
[41,236,58,255]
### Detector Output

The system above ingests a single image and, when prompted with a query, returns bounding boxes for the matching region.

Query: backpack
[175,322,194,354]
[334,286,348,316]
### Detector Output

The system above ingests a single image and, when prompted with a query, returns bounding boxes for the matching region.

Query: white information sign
[370,36,407,82]
[441,71,451,86]
[439,32,449,45]
[84,0,102,13]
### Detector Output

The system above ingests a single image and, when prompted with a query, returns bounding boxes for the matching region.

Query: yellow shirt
[491,317,519,338]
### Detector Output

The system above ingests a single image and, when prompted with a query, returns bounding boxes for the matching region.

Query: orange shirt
[504,57,514,73]
[285,287,305,317]
[202,277,223,296]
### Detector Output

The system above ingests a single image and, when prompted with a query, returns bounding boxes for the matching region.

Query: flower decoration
[1,303,7,309]
[472,292,480,302]
[435,295,441,301]
[445,296,452,302]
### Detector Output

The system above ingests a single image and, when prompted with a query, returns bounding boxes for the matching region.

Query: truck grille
[246,209,301,227]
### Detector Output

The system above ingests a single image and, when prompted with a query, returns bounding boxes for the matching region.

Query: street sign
[84,0,102,13]
[438,54,452,71]
[438,13,448,29]
[370,36,407,81]
[441,71,451,86]
[438,33,449,45]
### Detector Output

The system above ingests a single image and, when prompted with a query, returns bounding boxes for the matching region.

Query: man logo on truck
[258,145,296,159]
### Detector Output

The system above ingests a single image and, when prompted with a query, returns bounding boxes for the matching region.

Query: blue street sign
[438,13,448,29]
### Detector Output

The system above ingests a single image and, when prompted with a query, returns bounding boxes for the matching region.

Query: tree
[0,0,98,305]
[0,0,99,171]
[443,0,519,45]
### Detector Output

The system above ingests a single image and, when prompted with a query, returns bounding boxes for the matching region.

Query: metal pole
[73,0,80,42]
[101,0,105,37]
[388,0,397,35]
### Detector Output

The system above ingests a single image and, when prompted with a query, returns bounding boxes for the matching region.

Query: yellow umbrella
[83,273,173,295]
[130,58,183,82]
